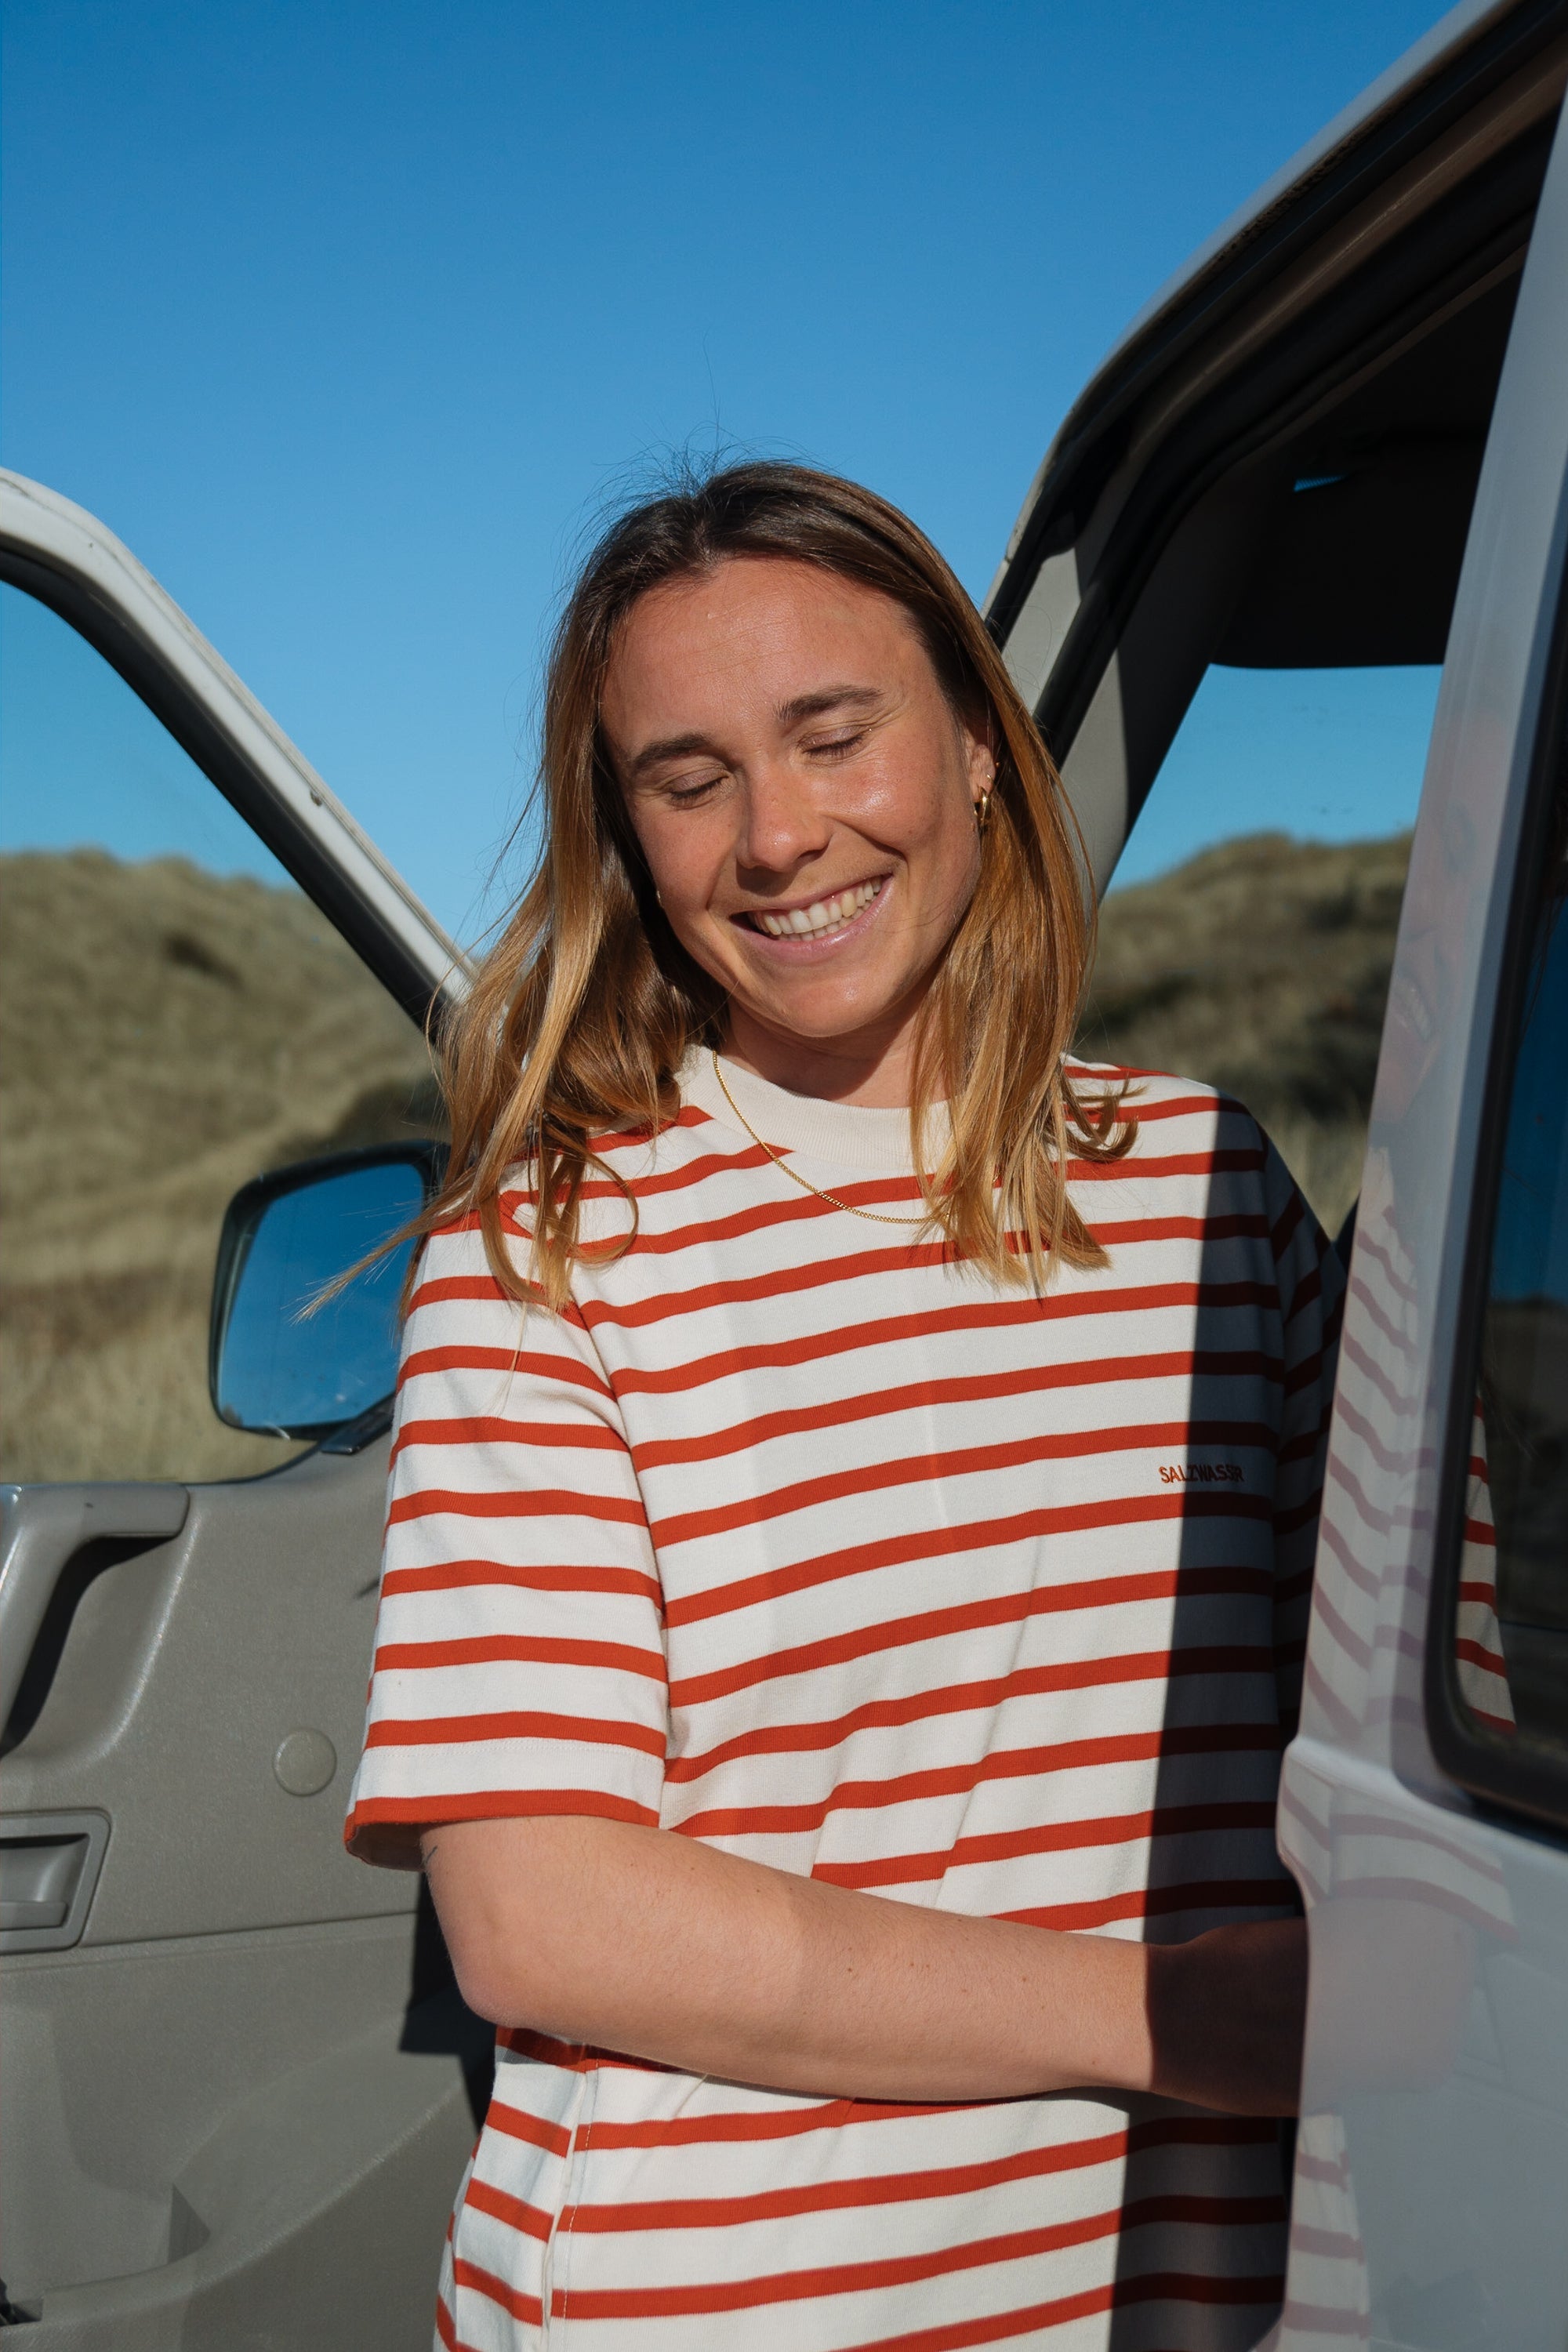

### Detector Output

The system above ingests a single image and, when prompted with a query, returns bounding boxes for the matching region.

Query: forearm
[426,1812,1147,2100]
[423,1815,1303,2112]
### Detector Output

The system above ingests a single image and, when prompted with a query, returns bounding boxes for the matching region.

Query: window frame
[0,568,452,1489]
[1426,567,1568,1830]
[0,478,466,1033]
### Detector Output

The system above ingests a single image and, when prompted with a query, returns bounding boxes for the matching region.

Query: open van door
[0,472,490,2348]
[1272,74,1568,2352]
[984,3,1568,2343]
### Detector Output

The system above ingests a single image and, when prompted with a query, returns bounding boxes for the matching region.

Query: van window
[0,584,443,1483]
[1078,662,1440,1238]
[1433,738,1568,1811]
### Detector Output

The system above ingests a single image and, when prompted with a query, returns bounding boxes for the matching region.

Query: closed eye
[663,771,728,804]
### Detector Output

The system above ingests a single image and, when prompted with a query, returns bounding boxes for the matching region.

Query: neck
[722,1001,928,1109]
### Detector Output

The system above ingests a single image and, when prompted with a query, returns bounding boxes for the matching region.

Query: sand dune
[1,850,441,1482]
[1082,829,1410,1240]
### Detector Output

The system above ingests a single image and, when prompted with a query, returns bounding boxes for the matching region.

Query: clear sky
[2,1,1449,941]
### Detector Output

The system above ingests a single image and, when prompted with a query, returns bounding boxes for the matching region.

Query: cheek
[628,808,713,914]
[867,771,978,909]
[852,731,971,853]
[635,822,742,975]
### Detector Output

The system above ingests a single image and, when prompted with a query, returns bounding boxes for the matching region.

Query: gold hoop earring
[975,785,993,833]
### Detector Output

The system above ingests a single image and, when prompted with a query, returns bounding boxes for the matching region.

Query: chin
[751,993,895,1042]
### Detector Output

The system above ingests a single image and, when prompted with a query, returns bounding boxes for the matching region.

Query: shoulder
[576,1100,760,1224]
[473,1104,747,1238]
[1064,1055,1268,1167]
[474,1103,768,1298]
[1065,1056,1333,1269]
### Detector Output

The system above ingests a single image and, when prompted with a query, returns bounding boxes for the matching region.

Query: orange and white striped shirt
[347,1054,1344,2352]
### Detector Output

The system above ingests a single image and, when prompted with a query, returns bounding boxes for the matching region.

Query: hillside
[1,850,442,1483]
[1080,829,1411,1236]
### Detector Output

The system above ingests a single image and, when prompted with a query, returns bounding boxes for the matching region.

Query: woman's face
[602,555,992,1095]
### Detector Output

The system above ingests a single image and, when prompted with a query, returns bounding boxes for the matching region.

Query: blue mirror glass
[213,1157,428,1436]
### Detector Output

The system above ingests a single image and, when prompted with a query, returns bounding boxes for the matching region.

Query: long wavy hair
[420,460,1133,1310]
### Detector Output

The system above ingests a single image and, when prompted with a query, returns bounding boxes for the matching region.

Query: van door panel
[4,1448,412,1944]
[0,550,476,2343]
[1276,84,1568,2352]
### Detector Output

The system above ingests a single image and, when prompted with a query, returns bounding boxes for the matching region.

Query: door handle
[0,1830,78,1927]
[0,1483,190,1732]
[0,1811,110,1952]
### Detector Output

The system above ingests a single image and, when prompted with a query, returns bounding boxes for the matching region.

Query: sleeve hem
[344,1788,661,1870]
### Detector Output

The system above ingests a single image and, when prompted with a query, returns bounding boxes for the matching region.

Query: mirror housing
[209,1142,445,1442]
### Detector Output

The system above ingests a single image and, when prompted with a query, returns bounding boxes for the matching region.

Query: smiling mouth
[740,877,886,942]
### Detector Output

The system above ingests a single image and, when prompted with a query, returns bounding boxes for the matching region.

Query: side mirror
[209,1143,445,1442]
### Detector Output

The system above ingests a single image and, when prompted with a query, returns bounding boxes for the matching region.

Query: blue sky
[2,1,1448,940]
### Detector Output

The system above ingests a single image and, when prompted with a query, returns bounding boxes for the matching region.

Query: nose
[734,755,833,884]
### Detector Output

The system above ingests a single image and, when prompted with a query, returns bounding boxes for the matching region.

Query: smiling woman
[426,466,1131,1316]
[345,462,1343,2352]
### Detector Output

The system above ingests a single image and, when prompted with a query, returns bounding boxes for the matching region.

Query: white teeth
[753,880,882,940]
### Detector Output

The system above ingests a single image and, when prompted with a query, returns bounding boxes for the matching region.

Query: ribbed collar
[680,1047,950,1176]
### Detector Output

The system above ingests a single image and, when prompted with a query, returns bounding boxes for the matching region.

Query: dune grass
[1,850,443,1483]
[1079,829,1411,1241]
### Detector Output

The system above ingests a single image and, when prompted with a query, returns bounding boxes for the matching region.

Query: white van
[3,2,1565,2342]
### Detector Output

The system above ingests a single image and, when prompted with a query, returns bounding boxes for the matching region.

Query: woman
[347,462,1341,2351]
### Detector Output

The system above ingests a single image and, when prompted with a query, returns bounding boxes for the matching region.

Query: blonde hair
[423,461,1133,1310]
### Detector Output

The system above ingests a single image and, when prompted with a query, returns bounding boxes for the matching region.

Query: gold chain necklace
[710,1051,931,1227]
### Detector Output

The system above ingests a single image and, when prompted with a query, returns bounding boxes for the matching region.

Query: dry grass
[1077,830,1411,1240]
[1,851,444,1483]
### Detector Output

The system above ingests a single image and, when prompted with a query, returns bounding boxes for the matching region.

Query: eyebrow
[623,730,715,782]
[622,685,882,782]
[775,684,882,724]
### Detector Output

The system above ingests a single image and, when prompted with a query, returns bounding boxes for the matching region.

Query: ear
[963,720,996,808]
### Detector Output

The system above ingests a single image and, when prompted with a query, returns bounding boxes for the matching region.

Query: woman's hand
[1146,1921,1308,2117]
[423,1813,1305,2114]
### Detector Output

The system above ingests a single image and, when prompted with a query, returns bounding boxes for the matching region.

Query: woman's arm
[423,1814,1305,2115]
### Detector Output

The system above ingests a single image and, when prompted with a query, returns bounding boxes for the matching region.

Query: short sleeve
[345,1215,668,1870]
[1260,1137,1346,1740]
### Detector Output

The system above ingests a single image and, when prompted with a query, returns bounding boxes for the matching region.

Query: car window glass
[1079,662,1441,1236]
[1455,757,1568,1774]
[0,583,444,1483]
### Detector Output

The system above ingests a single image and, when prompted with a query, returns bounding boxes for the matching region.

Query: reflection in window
[0,586,442,1483]
[1469,768,1568,1757]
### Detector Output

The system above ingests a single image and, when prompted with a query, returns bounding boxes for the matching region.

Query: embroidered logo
[1159,1462,1245,1486]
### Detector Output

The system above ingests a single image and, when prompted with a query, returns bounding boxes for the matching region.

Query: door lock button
[273,1730,337,1797]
